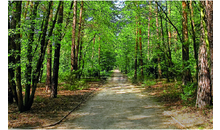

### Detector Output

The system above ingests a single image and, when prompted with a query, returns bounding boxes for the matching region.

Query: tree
[182,1,191,86]
[196,1,212,108]
[71,0,77,71]
[51,1,63,98]
[46,1,53,92]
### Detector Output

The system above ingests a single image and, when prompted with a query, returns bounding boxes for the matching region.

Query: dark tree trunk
[51,1,63,98]
[24,1,39,107]
[27,1,53,111]
[155,4,162,79]
[205,0,213,99]
[134,17,138,81]
[71,0,77,71]
[13,1,23,112]
[139,22,143,80]
[147,1,151,61]
[188,0,198,83]
[46,2,53,93]
[75,1,83,71]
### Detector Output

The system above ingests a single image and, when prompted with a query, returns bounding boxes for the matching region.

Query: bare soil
[8,82,102,128]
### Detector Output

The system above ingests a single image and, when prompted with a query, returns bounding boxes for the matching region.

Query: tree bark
[134,17,138,81]
[27,1,53,110]
[196,1,212,108]
[51,1,63,98]
[188,0,198,83]
[147,1,151,61]
[71,0,77,72]
[182,1,191,86]
[155,4,162,79]
[205,0,213,99]
[75,1,84,71]
[24,1,39,107]
[46,1,53,93]
[139,22,143,80]
[12,1,23,112]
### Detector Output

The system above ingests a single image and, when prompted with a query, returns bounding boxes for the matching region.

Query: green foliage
[181,83,197,101]
[142,80,156,87]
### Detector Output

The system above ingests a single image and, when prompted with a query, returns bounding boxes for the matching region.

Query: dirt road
[51,70,178,129]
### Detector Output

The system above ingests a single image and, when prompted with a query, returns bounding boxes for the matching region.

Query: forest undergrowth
[141,78,213,129]
[8,81,103,128]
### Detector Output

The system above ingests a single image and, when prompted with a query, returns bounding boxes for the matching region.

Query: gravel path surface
[51,70,178,129]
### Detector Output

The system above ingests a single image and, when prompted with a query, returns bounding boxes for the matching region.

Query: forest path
[51,70,178,129]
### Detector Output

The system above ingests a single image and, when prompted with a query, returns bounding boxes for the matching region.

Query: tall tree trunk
[182,1,191,86]
[98,37,101,78]
[139,22,143,80]
[8,1,18,105]
[159,6,169,82]
[75,1,83,72]
[188,0,198,83]
[12,1,23,112]
[166,1,173,81]
[51,1,63,98]
[71,0,77,71]
[24,1,39,107]
[196,1,212,108]
[155,4,162,79]
[79,21,84,79]
[134,17,138,81]
[147,1,151,61]
[91,36,95,68]
[205,0,213,99]
[27,2,53,110]
[46,2,53,93]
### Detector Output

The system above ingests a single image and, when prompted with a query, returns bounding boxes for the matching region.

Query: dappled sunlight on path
[50,70,178,129]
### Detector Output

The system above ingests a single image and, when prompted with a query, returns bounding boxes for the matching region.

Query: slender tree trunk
[155,4,162,79]
[159,6,169,82]
[166,1,173,81]
[91,36,95,68]
[182,1,191,86]
[139,22,143,80]
[71,0,77,71]
[188,0,198,83]
[98,37,101,78]
[196,1,212,108]
[205,0,213,99]
[51,1,63,98]
[134,17,138,81]
[79,21,84,79]
[27,2,53,110]
[11,1,23,112]
[147,1,151,61]
[24,1,39,107]
[8,1,18,105]
[46,1,53,93]
[75,1,83,71]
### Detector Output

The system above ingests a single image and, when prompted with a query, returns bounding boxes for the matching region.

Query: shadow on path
[51,70,178,129]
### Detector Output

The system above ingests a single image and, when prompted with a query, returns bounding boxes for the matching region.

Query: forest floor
[8,81,103,128]
[143,80,213,129]
[8,70,213,129]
